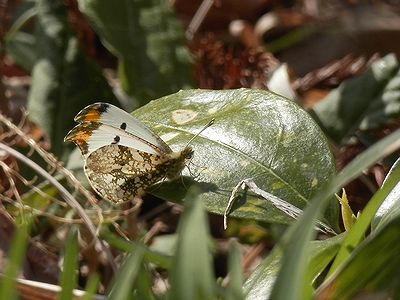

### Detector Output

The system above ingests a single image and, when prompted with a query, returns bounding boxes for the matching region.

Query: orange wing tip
[74,102,110,123]
[64,123,101,154]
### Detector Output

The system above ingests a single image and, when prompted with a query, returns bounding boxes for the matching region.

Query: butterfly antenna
[185,118,214,148]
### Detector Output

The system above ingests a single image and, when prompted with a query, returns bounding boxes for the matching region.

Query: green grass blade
[168,187,216,300]
[134,264,155,300]
[270,129,400,300]
[327,164,400,277]
[108,246,145,300]
[82,273,100,300]
[316,215,400,298]
[372,157,400,230]
[100,228,171,269]
[226,241,244,300]
[0,218,31,300]
[58,226,79,300]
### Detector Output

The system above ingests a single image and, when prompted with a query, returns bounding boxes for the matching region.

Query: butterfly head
[165,146,194,180]
[182,146,194,160]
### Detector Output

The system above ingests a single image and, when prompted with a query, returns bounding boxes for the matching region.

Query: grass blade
[0,218,31,299]
[108,245,145,300]
[58,226,79,300]
[168,187,216,300]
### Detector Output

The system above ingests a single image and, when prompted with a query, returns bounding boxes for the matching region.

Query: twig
[186,0,214,40]
[0,112,99,208]
[0,142,117,272]
[1,161,67,206]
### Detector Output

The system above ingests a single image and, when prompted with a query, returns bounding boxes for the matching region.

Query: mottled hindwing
[84,144,171,203]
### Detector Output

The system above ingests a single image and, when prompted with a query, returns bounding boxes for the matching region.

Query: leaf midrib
[144,120,309,204]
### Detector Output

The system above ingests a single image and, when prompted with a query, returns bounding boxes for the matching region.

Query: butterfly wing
[65,121,169,156]
[65,102,172,155]
[84,144,168,203]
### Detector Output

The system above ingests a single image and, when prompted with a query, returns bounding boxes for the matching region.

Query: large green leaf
[316,215,400,299]
[132,89,337,229]
[77,0,193,107]
[310,54,400,144]
[27,0,118,157]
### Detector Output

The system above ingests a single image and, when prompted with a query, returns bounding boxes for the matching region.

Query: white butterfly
[65,103,209,203]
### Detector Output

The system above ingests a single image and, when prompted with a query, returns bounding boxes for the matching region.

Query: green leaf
[168,187,216,300]
[4,3,37,72]
[327,159,400,276]
[77,0,193,107]
[316,215,400,299]
[58,226,79,300]
[134,89,338,229]
[5,31,37,72]
[305,234,345,284]
[372,157,400,230]
[21,180,58,211]
[27,0,118,157]
[244,248,281,300]
[310,54,400,143]
[100,228,171,269]
[243,234,343,299]
[226,241,244,300]
[108,245,145,300]
[336,189,356,231]
[269,128,400,300]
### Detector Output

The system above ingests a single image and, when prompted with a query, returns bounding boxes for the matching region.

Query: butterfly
[64,103,212,204]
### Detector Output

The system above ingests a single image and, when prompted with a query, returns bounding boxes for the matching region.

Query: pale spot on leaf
[207,106,219,115]
[160,132,179,142]
[311,177,318,187]
[272,181,285,189]
[172,109,198,124]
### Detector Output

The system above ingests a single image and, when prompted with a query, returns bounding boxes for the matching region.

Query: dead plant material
[293,53,380,94]
[190,33,279,89]
[0,111,117,272]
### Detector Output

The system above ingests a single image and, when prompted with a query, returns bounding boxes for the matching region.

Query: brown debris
[293,53,380,94]
[190,33,279,89]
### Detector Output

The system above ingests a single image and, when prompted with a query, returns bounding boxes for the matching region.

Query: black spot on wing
[98,103,110,113]
[112,135,120,144]
[120,122,127,130]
